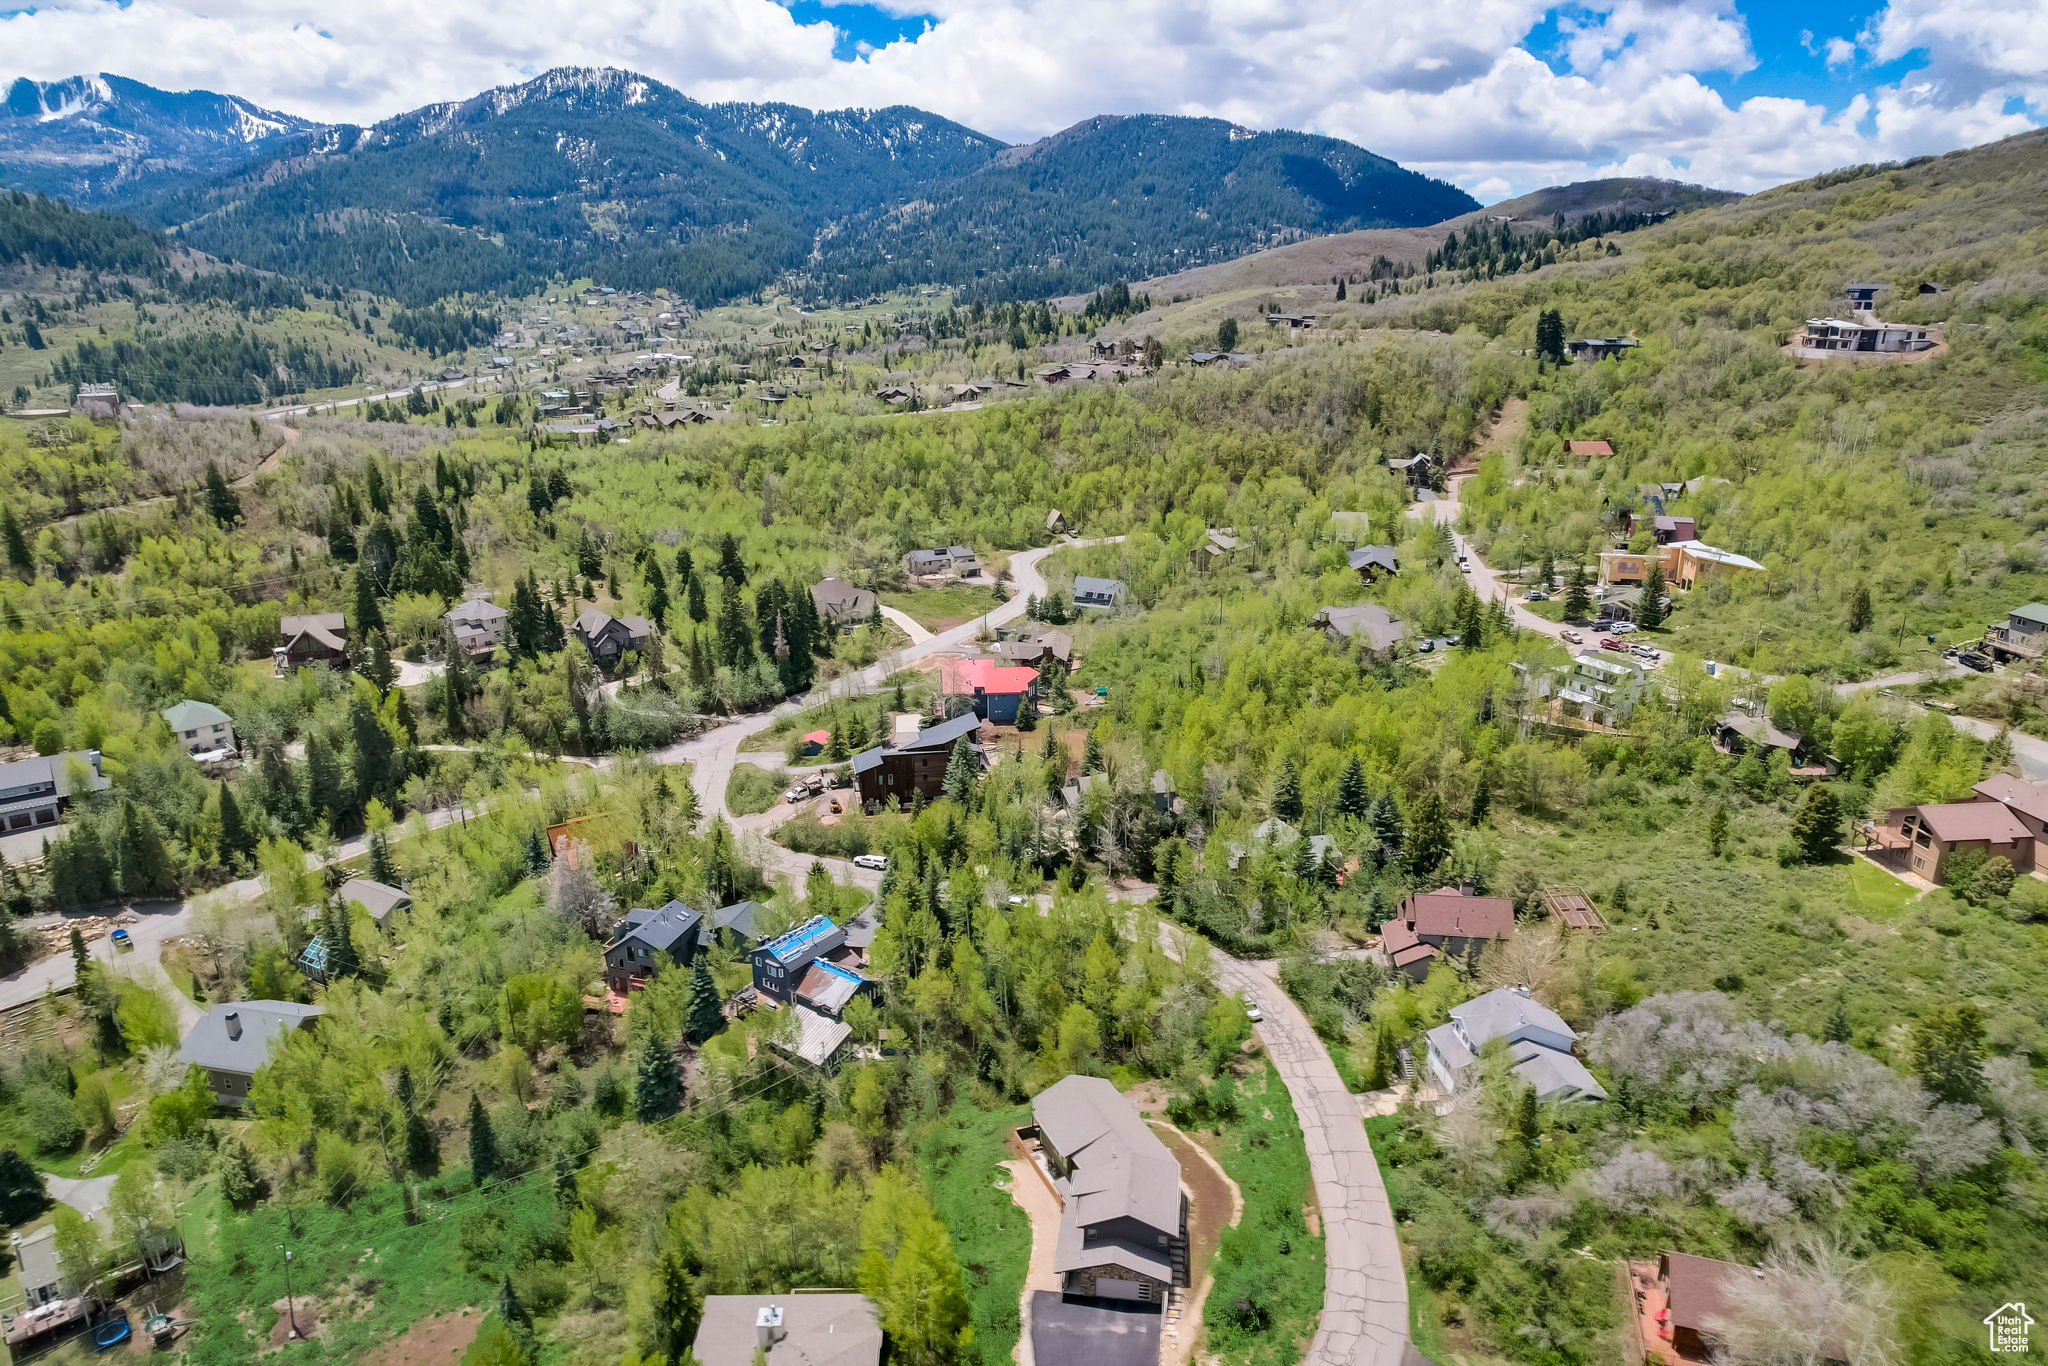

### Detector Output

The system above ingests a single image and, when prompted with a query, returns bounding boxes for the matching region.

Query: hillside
[1117,175,1736,302]
[0,73,324,203]
[808,112,1479,300]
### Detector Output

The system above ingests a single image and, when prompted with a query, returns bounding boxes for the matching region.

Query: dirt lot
[356,1309,480,1366]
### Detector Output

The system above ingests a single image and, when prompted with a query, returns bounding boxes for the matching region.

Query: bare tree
[1706,1234,1898,1366]
[547,847,617,936]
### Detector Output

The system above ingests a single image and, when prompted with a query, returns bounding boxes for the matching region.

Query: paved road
[1217,954,1410,1366]
[1407,477,1567,640]
[0,805,477,1013]
[262,376,473,420]
[878,604,935,645]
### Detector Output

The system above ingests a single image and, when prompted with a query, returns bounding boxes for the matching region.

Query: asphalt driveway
[1029,1293,1160,1366]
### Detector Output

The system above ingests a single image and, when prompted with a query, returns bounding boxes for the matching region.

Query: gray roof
[1717,711,1803,750]
[1073,575,1126,601]
[445,598,507,623]
[812,577,876,619]
[1347,545,1399,572]
[692,1293,881,1366]
[612,900,702,957]
[1034,1075,1181,1247]
[0,751,111,800]
[1316,604,1406,651]
[1451,986,1576,1048]
[14,1227,62,1294]
[707,898,771,944]
[162,699,231,731]
[339,878,410,922]
[176,1001,323,1076]
[779,1004,854,1069]
[1510,1045,1607,1102]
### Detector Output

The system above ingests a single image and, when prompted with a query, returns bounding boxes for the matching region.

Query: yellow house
[1598,540,1762,588]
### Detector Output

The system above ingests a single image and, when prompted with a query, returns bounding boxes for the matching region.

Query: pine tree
[1706,802,1729,857]
[467,1093,499,1183]
[1824,996,1853,1045]
[1217,317,1239,351]
[398,1065,437,1173]
[203,460,243,526]
[367,831,398,885]
[716,533,747,584]
[1788,783,1843,862]
[685,574,707,623]
[0,1148,49,1225]
[634,1032,680,1121]
[114,801,176,897]
[649,1240,702,1363]
[1335,756,1369,822]
[1456,590,1486,650]
[1082,730,1104,773]
[1560,564,1593,622]
[216,783,254,870]
[1534,308,1566,365]
[1636,561,1667,630]
[522,831,550,876]
[498,1274,532,1342]
[1368,791,1405,864]
[942,736,977,805]
[1270,757,1303,822]
[1404,788,1452,878]
[1847,583,1873,633]
[319,899,360,979]
[0,505,30,575]
[686,962,724,1044]
[216,1137,260,1209]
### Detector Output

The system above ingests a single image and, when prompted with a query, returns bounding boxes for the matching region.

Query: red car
[1599,637,1627,651]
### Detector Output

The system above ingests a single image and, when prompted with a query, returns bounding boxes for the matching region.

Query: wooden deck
[1543,885,1607,933]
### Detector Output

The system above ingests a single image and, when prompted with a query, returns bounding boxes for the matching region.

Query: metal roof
[176,1001,323,1075]
[162,699,231,731]
[760,914,839,965]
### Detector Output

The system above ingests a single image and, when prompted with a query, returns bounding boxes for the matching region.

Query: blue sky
[4,0,2044,196]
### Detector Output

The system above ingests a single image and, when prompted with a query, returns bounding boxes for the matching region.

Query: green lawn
[880,586,1007,632]
[1204,1062,1324,1366]
[1844,856,1919,916]
[725,765,786,816]
[917,1101,1032,1366]
[1366,1114,1447,1361]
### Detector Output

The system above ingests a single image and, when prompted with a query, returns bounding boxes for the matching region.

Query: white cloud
[1,0,2044,199]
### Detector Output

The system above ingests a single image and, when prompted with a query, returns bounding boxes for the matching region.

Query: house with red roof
[797,729,831,757]
[1876,774,2048,884]
[941,657,1040,725]
[1381,886,1517,980]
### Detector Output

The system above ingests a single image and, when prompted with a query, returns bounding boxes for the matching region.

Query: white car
[1608,620,1639,634]
[1631,644,1660,661]
[852,853,888,871]
[783,787,809,804]
[1245,1000,1264,1023]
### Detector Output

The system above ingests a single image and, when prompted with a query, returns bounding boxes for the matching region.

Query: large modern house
[1797,316,1934,354]
[1072,576,1128,610]
[752,914,878,1068]
[1875,773,2048,884]
[1515,650,1648,727]
[1424,985,1606,1102]
[851,711,981,809]
[1315,604,1407,653]
[1381,886,1517,980]
[176,1000,325,1106]
[0,751,110,836]
[1985,603,2048,664]
[691,1294,882,1366]
[941,657,1039,724]
[1027,1075,1185,1306]
[604,900,703,995]
[444,599,509,661]
[572,609,656,669]
[811,577,877,629]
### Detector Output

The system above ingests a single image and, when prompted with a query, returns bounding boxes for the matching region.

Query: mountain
[0,73,326,203]
[127,67,1006,306]
[1116,176,1739,302]
[809,113,1480,300]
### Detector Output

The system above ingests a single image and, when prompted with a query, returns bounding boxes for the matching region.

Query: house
[1797,317,1934,354]
[12,1226,70,1311]
[1566,439,1613,458]
[572,609,656,669]
[1387,453,1434,486]
[947,381,994,401]
[941,657,1040,724]
[1314,604,1407,653]
[1713,712,1832,776]
[701,898,772,952]
[1151,770,1180,817]
[1985,603,2048,663]
[338,878,410,925]
[276,613,349,672]
[1637,1252,1850,1366]
[796,729,830,757]
[1599,540,1761,589]
[1224,818,1336,871]
[691,1294,881,1366]
[1424,985,1606,1102]
[1265,312,1317,329]
[444,599,509,661]
[875,385,915,405]
[1193,528,1240,571]
[162,700,236,763]
[852,710,982,809]
[1072,576,1127,610]
[1028,1075,1185,1305]
[1876,776,2048,884]
[1919,282,1948,296]
[752,914,877,1068]
[1844,282,1887,308]
[175,1000,324,1107]
[1516,650,1647,727]
[1594,584,1664,623]
[1625,513,1697,545]
[0,751,110,835]
[1566,336,1640,361]
[902,545,981,578]
[811,577,877,629]
[605,900,702,995]
[1045,509,1067,534]
[1348,545,1400,583]
[1380,886,1516,980]
[989,627,1073,667]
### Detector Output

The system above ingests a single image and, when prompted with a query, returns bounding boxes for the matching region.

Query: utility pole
[278,1245,300,1339]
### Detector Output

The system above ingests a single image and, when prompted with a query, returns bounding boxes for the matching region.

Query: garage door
[1094,1279,1144,1301]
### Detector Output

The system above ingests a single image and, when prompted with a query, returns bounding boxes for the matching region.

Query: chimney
[756,1304,784,1353]
[224,1011,242,1041]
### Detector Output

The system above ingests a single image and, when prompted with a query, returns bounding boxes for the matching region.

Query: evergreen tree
[367,830,399,886]
[114,801,176,897]
[318,899,360,980]
[1455,590,1486,650]
[634,1032,680,1121]
[467,1093,499,1182]
[0,1148,49,1225]
[1907,1003,1987,1105]
[1824,996,1853,1045]
[1217,317,1239,351]
[942,736,977,806]
[1368,791,1405,865]
[216,782,254,870]
[203,460,243,526]
[1788,783,1843,862]
[1404,788,1452,877]
[353,567,385,634]
[216,1137,261,1209]
[398,1065,437,1173]
[0,505,30,575]
[685,574,707,623]
[1334,756,1369,822]
[498,1274,533,1343]
[1636,562,1667,630]
[1014,686,1037,730]
[716,533,747,584]
[326,515,357,564]
[1560,564,1593,622]
[521,830,550,876]
[1534,307,1566,365]
[649,1241,701,1364]
[1270,757,1303,822]
[1082,730,1104,773]
[1706,802,1729,857]
[686,962,724,1044]
[1847,583,1873,633]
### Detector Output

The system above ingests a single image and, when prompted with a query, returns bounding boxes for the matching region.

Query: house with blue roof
[751,913,879,1069]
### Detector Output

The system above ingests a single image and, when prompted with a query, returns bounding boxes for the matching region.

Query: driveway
[1029,1294,1160,1366]
[1006,1157,1064,1366]
[1216,954,1411,1366]
[878,604,935,645]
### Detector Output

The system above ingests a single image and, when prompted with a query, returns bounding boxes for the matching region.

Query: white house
[1424,985,1606,1102]
[162,700,236,762]
[1515,650,1647,727]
